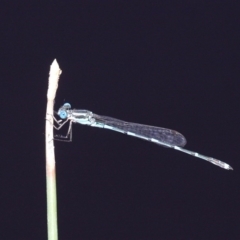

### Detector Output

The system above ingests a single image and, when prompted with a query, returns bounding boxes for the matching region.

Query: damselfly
[52,103,233,170]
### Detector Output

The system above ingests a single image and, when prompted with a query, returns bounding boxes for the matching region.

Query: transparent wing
[93,114,187,147]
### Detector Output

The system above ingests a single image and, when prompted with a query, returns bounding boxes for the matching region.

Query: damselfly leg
[47,113,73,141]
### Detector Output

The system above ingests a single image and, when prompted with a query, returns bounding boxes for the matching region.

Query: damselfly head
[58,103,71,119]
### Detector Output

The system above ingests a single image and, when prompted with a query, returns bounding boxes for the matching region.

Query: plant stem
[45,59,62,240]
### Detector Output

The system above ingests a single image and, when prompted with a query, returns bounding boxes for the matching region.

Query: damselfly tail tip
[221,163,233,170]
[228,165,233,170]
[208,158,233,170]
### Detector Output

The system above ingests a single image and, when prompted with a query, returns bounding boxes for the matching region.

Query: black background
[1,2,240,239]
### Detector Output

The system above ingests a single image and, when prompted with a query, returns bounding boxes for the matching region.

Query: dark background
[1,2,240,239]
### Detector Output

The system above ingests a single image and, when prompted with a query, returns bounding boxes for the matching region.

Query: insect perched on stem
[52,103,233,170]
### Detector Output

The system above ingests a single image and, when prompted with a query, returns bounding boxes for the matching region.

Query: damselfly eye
[63,103,71,109]
[58,110,68,119]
